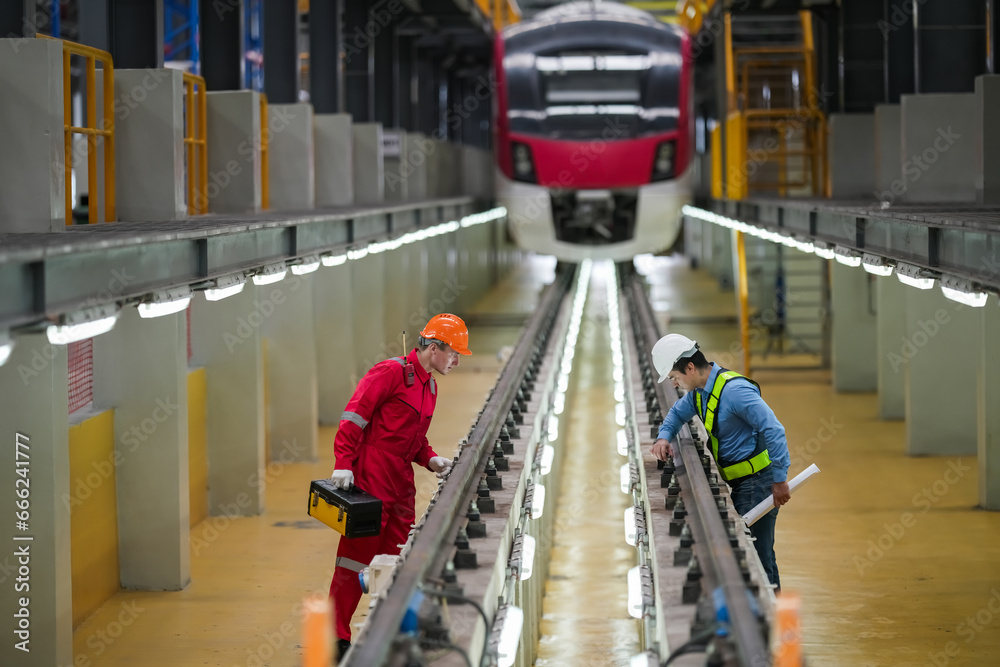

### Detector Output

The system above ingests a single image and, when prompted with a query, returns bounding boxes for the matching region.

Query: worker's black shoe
[336,638,351,663]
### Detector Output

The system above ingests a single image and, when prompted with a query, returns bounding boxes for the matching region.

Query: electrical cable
[422,639,474,667]
[662,623,720,666]
[420,586,492,667]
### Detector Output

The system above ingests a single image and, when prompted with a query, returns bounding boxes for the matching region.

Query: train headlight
[511,141,537,183]
[651,140,676,181]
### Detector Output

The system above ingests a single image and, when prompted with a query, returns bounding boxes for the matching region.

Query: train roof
[502,1,681,39]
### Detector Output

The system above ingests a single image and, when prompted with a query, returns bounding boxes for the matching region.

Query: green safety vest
[694,369,771,482]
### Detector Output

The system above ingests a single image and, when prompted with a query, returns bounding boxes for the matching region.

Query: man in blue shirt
[650,333,790,590]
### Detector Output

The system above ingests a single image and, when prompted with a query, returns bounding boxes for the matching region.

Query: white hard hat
[651,334,699,383]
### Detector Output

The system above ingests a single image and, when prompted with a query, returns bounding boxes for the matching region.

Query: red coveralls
[328,348,439,641]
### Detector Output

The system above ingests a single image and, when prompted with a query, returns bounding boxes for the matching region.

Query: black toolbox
[307,479,382,538]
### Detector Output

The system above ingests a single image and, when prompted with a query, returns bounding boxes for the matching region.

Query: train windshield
[504,24,682,140]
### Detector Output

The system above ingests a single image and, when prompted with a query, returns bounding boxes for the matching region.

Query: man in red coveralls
[328,313,472,658]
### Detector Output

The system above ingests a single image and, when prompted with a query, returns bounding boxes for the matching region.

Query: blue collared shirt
[657,363,790,483]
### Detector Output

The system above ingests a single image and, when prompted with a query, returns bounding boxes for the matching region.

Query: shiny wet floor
[643,254,1000,667]
[533,263,639,666]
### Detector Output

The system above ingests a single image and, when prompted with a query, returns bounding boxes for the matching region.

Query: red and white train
[494,1,693,262]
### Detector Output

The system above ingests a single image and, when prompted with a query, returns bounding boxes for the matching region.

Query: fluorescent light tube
[530,484,545,520]
[624,506,636,546]
[941,284,988,307]
[834,248,862,267]
[291,256,320,275]
[540,445,555,476]
[321,253,348,267]
[253,264,287,285]
[205,281,245,301]
[862,254,894,276]
[47,314,118,345]
[518,535,536,581]
[898,273,935,289]
[138,296,191,318]
[627,566,643,619]
[896,263,936,289]
[496,606,524,667]
[0,333,14,368]
[621,463,632,494]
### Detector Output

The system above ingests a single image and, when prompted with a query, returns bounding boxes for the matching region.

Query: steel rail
[625,274,769,667]
[345,269,574,667]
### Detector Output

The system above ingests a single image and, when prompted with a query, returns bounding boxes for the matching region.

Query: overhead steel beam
[0,198,476,333]
[698,197,1000,294]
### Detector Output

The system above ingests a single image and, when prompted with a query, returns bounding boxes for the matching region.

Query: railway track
[342,261,776,667]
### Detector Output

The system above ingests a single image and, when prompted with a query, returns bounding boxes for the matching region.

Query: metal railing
[719,11,828,201]
[41,35,116,225]
[260,93,270,210]
[182,73,208,216]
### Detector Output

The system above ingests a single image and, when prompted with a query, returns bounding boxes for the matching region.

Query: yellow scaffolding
[718,10,826,201]
[40,35,116,225]
[182,73,208,216]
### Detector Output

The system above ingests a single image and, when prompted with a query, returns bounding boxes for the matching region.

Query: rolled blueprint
[742,463,821,527]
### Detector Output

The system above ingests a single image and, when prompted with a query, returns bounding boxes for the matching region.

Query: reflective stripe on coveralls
[340,411,368,429]
[694,369,771,482]
[335,557,367,573]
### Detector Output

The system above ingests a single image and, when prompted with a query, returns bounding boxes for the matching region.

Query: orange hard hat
[421,313,472,355]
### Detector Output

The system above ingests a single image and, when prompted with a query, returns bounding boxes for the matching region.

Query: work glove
[330,469,355,490]
[428,456,453,479]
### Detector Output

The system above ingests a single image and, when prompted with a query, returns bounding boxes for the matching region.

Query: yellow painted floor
[644,255,1000,667]
[71,258,553,666]
[73,253,1000,667]
[534,264,640,666]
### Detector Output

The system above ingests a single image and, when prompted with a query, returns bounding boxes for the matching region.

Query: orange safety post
[260,93,270,210]
[773,592,803,666]
[40,35,115,225]
[302,595,333,667]
[182,73,209,215]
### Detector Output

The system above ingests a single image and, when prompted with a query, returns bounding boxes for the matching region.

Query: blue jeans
[729,468,780,591]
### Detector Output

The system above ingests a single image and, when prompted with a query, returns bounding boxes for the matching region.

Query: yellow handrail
[182,73,208,215]
[260,93,270,210]
[40,35,116,225]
